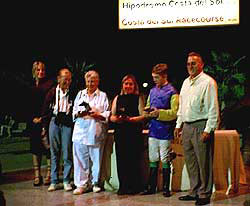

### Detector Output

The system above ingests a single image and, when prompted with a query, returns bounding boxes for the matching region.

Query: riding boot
[162,167,171,197]
[141,166,158,195]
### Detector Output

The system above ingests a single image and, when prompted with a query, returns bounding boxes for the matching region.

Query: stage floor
[1,166,250,206]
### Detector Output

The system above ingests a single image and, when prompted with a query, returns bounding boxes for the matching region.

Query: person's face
[122,78,135,94]
[187,56,203,79]
[58,70,72,91]
[86,76,99,94]
[35,64,45,79]
[152,73,167,87]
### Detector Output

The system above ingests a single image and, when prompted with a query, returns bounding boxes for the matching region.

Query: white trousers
[73,143,102,187]
[148,137,171,163]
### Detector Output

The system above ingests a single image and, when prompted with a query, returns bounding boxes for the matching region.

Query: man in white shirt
[71,70,110,195]
[174,52,219,206]
[42,68,75,192]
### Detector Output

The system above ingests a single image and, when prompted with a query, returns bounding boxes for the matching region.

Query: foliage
[64,57,95,92]
[204,50,247,111]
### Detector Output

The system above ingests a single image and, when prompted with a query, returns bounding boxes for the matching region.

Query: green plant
[64,57,95,92]
[204,50,247,111]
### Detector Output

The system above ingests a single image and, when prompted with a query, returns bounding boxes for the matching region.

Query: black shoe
[117,189,128,195]
[140,189,156,195]
[179,195,197,201]
[33,176,43,187]
[163,190,171,197]
[195,197,210,205]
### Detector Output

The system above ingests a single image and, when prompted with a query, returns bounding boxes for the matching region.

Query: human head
[152,63,168,87]
[84,70,100,94]
[187,52,204,79]
[120,74,139,95]
[32,61,46,80]
[57,68,72,91]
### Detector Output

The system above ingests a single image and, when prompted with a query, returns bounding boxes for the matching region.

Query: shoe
[43,175,51,186]
[195,197,210,205]
[117,189,127,195]
[48,183,61,192]
[64,183,73,192]
[140,189,156,195]
[73,184,91,195]
[163,190,171,197]
[33,176,43,187]
[93,185,101,193]
[73,187,85,195]
[179,195,198,201]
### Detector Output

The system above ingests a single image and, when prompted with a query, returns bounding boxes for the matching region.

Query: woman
[110,74,145,195]
[29,61,54,186]
[72,70,110,195]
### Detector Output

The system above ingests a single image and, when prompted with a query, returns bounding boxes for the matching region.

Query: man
[41,68,75,192]
[174,52,219,205]
[71,70,110,195]
[142,63,179,197]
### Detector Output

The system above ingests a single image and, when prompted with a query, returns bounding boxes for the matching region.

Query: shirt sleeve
[72,91,81,122]
[157,94,179,121]
[100,93,111,123]
[146,95,150,108]
[204,79,220,133]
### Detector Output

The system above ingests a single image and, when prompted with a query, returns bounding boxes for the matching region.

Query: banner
[119,0,239,29]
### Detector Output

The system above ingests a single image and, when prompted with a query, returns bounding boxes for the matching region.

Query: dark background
[0,2,249,121]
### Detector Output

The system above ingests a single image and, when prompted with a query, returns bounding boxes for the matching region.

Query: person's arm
[157,94,179,121]
[72,91,81,121]
[41,88,54,130]
[110,95,124,123]
[204,79,220,133]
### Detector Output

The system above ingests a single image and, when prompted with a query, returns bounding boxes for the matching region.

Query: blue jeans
[49,117,73,184]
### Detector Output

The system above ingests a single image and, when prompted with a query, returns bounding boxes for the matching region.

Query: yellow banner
[119,0,239,29]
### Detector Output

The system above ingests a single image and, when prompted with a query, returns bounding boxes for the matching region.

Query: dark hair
[152,63,168,76]
[188,52,204,64]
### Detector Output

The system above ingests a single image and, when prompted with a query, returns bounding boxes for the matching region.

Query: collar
[56,85,69,97]
[188,71,203,85]
[82,88,100,96]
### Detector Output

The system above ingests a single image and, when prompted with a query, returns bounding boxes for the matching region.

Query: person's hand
[200,132,210,142]
[41,127,47,137]
[148,108,159,118]
[114,115,127,123]
[77,111,89,118]
[174,128,182,144]
[89,111,105,121]
[33,117,42,124]
[143,107,158,119]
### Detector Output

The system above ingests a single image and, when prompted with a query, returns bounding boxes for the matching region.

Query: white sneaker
[73,184,91,195]
[73,187,85,195]
[48,184,61,192]
[64,183,73,192]
[93,185,101,193]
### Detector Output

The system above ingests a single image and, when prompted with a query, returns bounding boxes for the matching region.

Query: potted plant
[64,57,95,93]
[204,50,247,112]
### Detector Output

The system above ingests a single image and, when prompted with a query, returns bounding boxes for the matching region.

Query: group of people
[28,51,219,206]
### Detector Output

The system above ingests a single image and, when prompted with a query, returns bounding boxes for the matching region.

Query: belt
[184,119,207,124]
